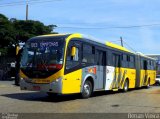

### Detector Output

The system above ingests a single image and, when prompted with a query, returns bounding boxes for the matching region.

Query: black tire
[81,80,93,99]
[146,79,150,88]
[47,92,57,97]
[15,73,20,86]
[123,80,129,92]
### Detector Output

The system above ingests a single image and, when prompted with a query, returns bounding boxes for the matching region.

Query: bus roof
[136,52,156,60]
[106,41,132,53]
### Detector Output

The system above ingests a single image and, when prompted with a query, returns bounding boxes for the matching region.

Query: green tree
[0,13,57,55]
[0,14,15,55]
[12,20,57,43]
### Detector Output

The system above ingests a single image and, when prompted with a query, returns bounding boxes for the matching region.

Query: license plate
[33,86,40,90]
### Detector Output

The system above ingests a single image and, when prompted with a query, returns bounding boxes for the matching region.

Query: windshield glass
[20,36,65,78]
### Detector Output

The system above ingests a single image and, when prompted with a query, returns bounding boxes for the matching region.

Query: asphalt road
[0,81,160,114]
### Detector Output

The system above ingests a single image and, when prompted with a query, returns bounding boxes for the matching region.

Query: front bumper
[20,78,62,94]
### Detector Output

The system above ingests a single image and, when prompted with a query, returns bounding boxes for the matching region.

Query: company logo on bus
[88,67,96,74]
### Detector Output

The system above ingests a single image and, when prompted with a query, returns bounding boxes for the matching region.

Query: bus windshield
[20,37,65,78]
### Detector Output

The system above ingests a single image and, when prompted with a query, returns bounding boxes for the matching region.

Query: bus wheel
[123,79,129,92]
[47,92,57,97]
[146,79,150,88]
[81,80,92,99]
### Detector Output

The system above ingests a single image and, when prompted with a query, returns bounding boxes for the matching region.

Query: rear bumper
[20,78,62,94]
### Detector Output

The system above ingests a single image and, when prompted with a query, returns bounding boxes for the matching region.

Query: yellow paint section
[20,69,63,84]
[112,67,120,89]
[65,33,82,46]
[20,33,83,84]
[140,69,156,87]
[60,33,83,94]
[19,33,84,94]
[111,67,119,89]
[37,69,64,83]
[146,70,156,85]
[106,42,132,53]
[62,69,82,94]
[113,89,118,91]
[110,67,136,90]
[42,33,82,83]
[120,68,136,88]
[140,70,145,87]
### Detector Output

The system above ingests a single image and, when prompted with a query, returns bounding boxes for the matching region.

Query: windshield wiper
[26,57,34,68]
[40,56,49,72]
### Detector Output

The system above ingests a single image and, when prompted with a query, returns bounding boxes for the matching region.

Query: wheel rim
[84,83,90,96]
[124,81,128,91]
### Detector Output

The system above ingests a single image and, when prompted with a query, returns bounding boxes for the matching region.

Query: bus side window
[82,44,95,64]
[129,56,135,68]
[122,54,127,67]
[150,61,153,70]
[107,52,112,66]
[141,59,144,69]
[143,60,147,70]
[148,60,151,70]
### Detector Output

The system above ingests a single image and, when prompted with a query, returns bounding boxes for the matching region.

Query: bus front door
[63,40,82,94]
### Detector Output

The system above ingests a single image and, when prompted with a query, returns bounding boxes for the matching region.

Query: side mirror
[16,45,20,55]
[71,46,76,56]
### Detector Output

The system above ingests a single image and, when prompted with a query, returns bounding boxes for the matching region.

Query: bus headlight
[20,77,24,80]
[55,77,62,82]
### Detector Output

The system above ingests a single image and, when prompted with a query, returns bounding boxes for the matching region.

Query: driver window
[66,41,80,70]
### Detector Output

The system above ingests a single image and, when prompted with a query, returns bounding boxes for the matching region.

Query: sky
[0,0,160,54]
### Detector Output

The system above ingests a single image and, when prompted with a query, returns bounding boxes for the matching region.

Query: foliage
[0,14,57,55]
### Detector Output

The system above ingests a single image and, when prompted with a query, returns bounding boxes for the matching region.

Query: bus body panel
[19,33,156,96]
[120,68,136,89]
[105,66,115,90]
[20,77,62,93]
[20,68,64,84]
[140,69,156,87]
[81,66,98,91]
[62,69,82,94]
[147,70,156,85]
[81,65,107,91]
[140,69,149,87]
[108,67,136,90]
